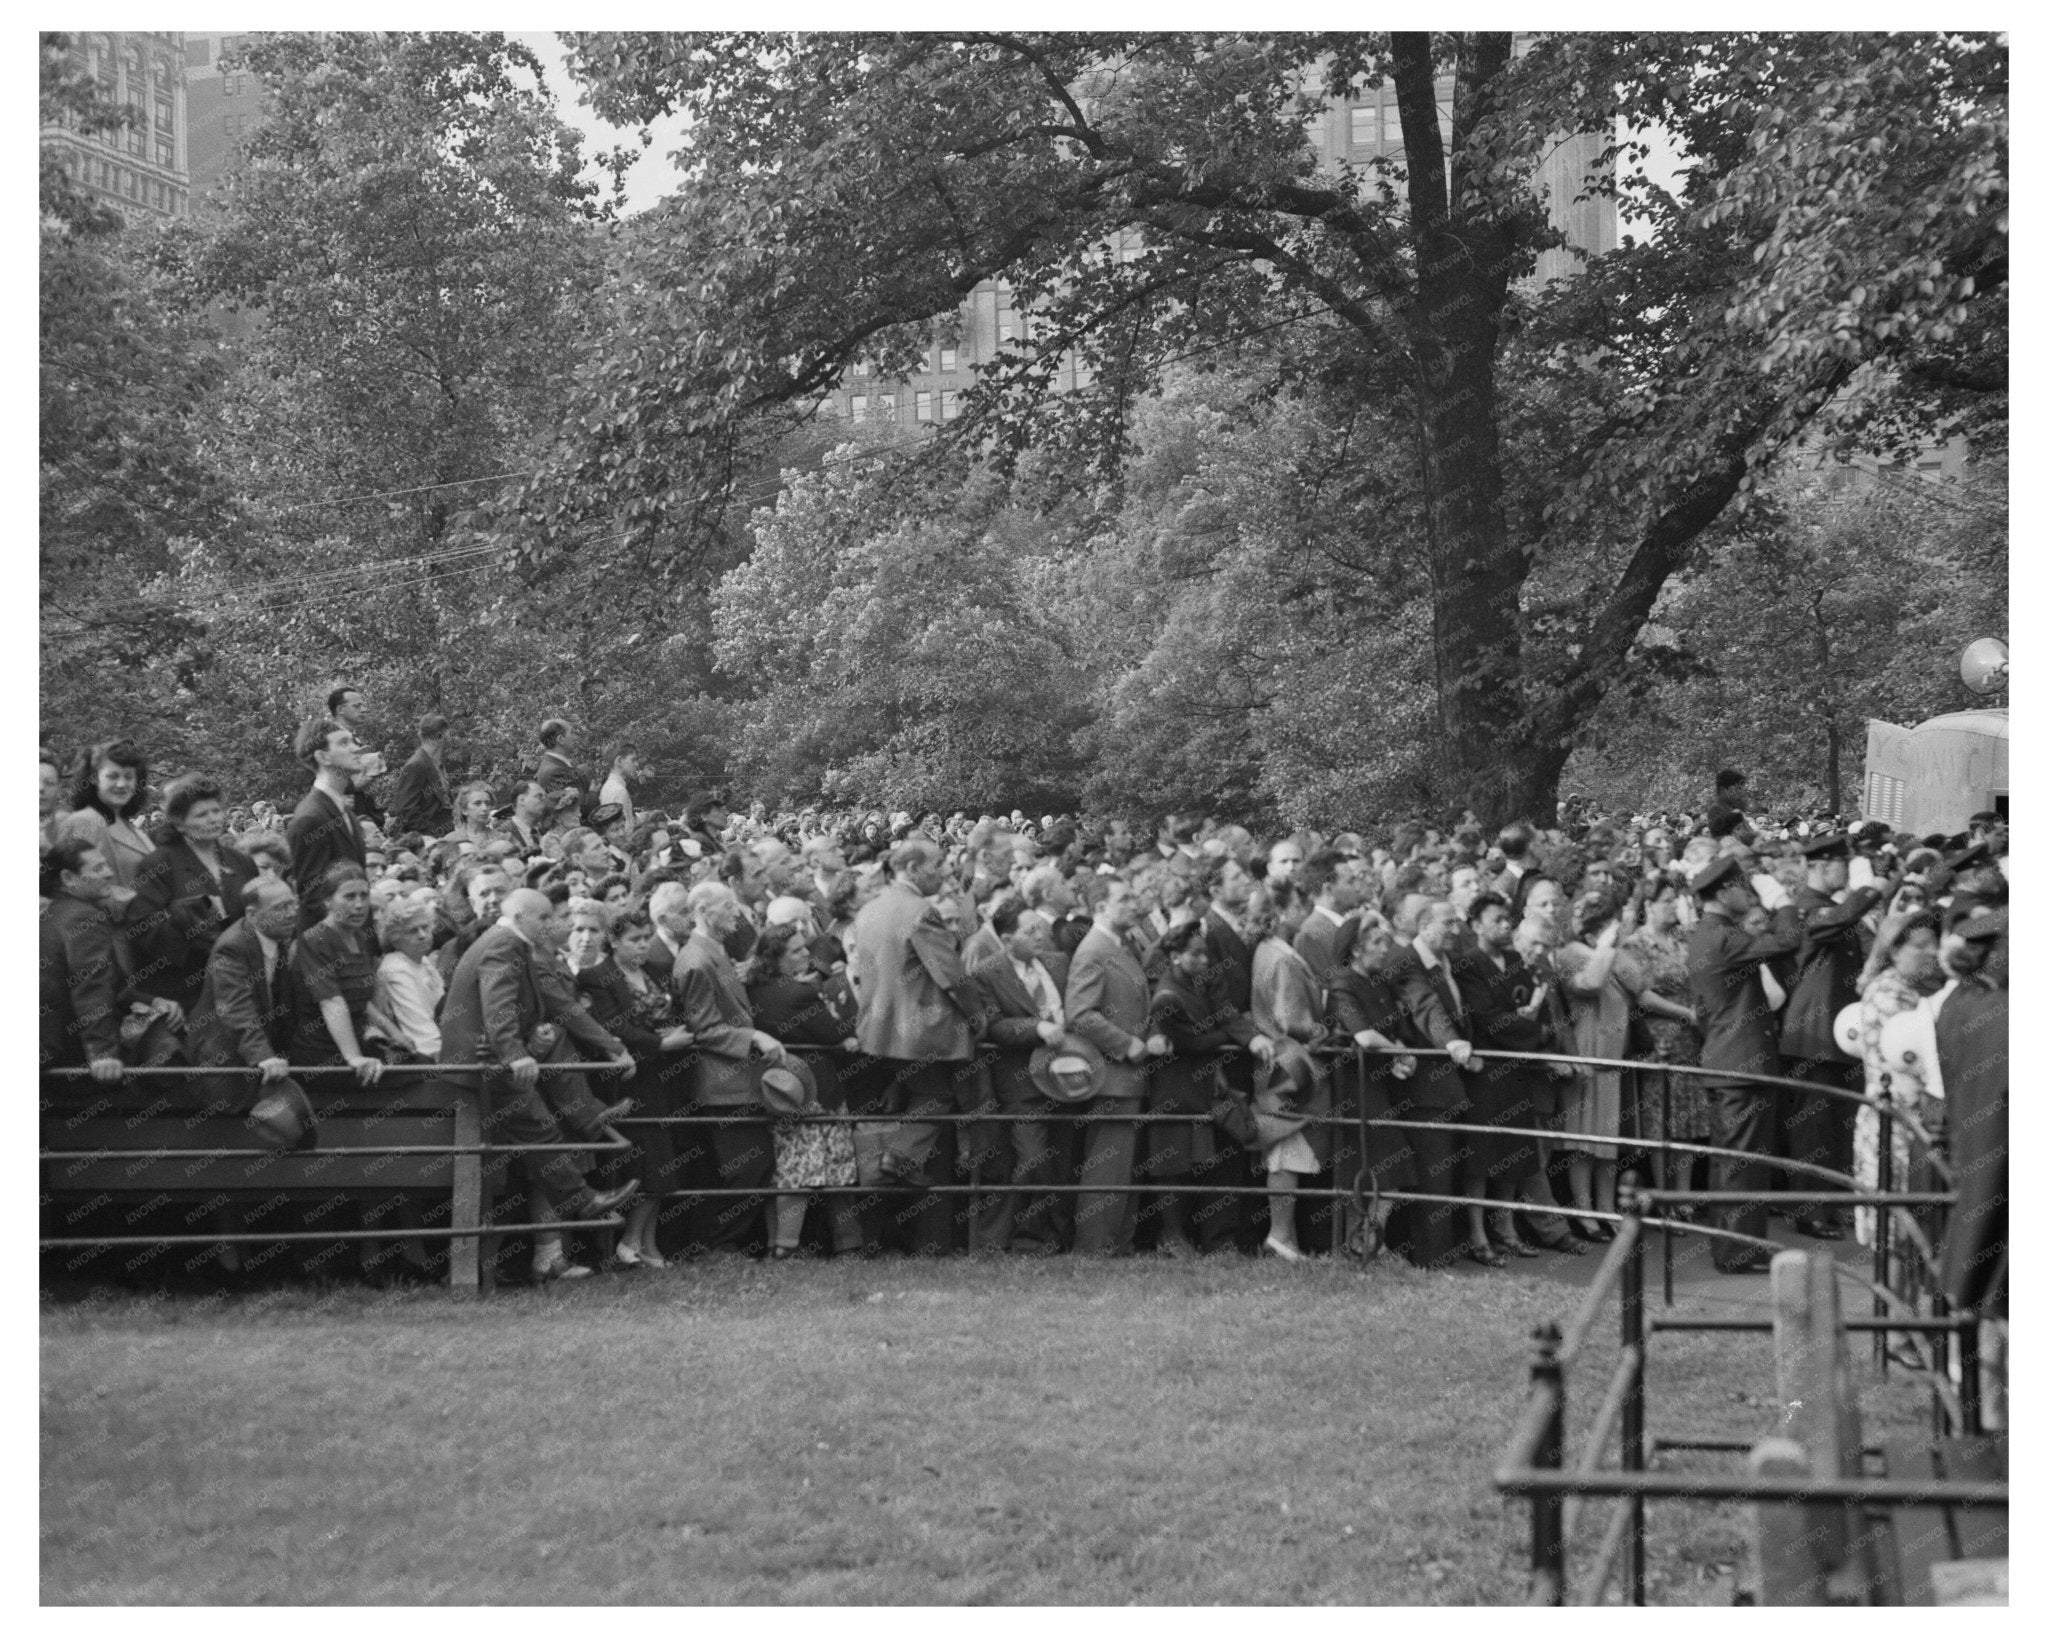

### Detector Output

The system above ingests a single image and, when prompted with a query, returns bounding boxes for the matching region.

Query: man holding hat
[1686,854,1805,1271]
[1775,832,1888,1240]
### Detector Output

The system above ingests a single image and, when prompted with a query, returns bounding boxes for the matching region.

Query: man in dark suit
[39,838,146,1084]
[848,838,980,1251]
[434,863,514,981]
[1201,856,1261,1249]
[1934,908,2007,1423]
[440,888,640,1224]
[185,876,305,1112]
[533,717,591,819]
[386,712,453,838]
[673,880,786,1253]
[965,902,1071,1254]
[1292,850,1361,987]
[1388,895,1489,1267]
[494,780,550,858]
[643,880,690,990]
[1065,875,1171,1256]
[1777,833,1886,1239]
[285,716,368,929]
[1686,855,1804,1271]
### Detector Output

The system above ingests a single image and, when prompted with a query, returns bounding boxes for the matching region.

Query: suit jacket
[439,923,552,1086]
[962,947,1055,1106]
[1387,943,1475,1112]
[1324,966,1404,1041]
[1048,912,1091,959]
[1781,886,1883,1063]
[1936,980,2007,1313]
[1687,907,1803,1084]
[127,835,259,1008]
[1065,924,1152,1100]
[285,785,365,925]
[186,919,298,1101]
[644,929,682,992]
[1454,945,1556,1116]
[1203,908,1256,1014]
[674,929,764,1105]
[848,881,974,1062]
[495,817,543,856]
[386,744,452,837]
[534,953,625,1062]
[534,748,589,810]
[1293,907,1358,988]
[39,894,130,1070]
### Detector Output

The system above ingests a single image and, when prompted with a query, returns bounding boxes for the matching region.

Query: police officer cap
[1950,905,2006,943]
[1799,832,1849,860]
[1691,855,1745,899]
[1945,839,1994,872]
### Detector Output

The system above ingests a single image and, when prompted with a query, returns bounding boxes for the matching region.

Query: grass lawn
[40,1253,1934,1604]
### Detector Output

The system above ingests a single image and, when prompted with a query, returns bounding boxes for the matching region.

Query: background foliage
[39,31,2008,826]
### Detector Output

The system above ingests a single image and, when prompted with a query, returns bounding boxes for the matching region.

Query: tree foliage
[537,30,2005,823]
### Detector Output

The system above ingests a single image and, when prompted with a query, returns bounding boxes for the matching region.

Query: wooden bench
[1747,1249,2007,1605]
[40,1075,488,1290]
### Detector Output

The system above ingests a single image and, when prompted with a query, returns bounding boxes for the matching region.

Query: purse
[1210,1092,1259,1148]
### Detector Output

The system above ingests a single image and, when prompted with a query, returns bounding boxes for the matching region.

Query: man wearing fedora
[1065,874,1172,1256]
[848,837,980,1254]
[1686,855,1805,1272]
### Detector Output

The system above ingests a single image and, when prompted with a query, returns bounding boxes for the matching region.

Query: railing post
[1660,1063,1675,1308]
[1619,1183,1647,1605]
[1958,1316,1982,1436]
[1529,1321,1566,1605]
[1873,1076,1893,1379]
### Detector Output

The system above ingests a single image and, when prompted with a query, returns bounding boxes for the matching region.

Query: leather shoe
[1795,1216,1846,1241]
[583,1180,640,1216]
[1500,1239,1542,1259]
[1463,1243,1508,1269]
[532,1258,595,1283]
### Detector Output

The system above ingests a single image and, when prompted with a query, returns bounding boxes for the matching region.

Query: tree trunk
[1394,33,1540,827]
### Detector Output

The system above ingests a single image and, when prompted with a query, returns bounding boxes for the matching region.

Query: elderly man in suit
[848,836,980,1253]
[1387,893,1490,1268]
[285,716,369,928]
[1686,855,1805,1272]
[185,876,305,1112]
[1065,874,1172,1256]
[674,879,789,1254]
[387,712,453,838]
[965,902,1072,1254]
[440,887,641,1231]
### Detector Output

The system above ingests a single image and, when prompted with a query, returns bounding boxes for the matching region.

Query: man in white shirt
[596,745,644,832]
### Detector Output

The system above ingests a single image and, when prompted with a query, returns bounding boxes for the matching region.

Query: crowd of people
[38,701,2007,1345]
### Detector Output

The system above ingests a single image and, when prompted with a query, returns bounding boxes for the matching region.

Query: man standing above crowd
[597,744,645,833]
[286,716,369,928]
[387,712,453,838]
[849,837,980,1253]
[1292,850,1360,986]
[533,717,590,816]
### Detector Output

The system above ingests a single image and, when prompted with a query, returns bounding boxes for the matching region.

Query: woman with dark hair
[55,738,156,917]
[1146,917,1269,1257]
[578,906,695,1267]
[1324,909,1420,1258]
[289,861,388,1085]
[746,922,861,1260]
[128,773,260,1011]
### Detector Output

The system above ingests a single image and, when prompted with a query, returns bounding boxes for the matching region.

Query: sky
[513,30,1686,226]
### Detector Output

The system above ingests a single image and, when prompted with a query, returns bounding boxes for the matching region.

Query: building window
[1349,104,1374,146]
[851,359,868,376]
[939,346,957,371]
[156,98,174,130]
[940,390,959,420]
[155,139,173,169]
[997,317,1014,346]
[878,393,896,416]
[850,394,867,422]
[915,390,933,422]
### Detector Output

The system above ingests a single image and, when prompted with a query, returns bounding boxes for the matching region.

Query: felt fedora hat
[1028,1034,1109,1104]
[758,1057,818,1118]
[247,1083,318,1153]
